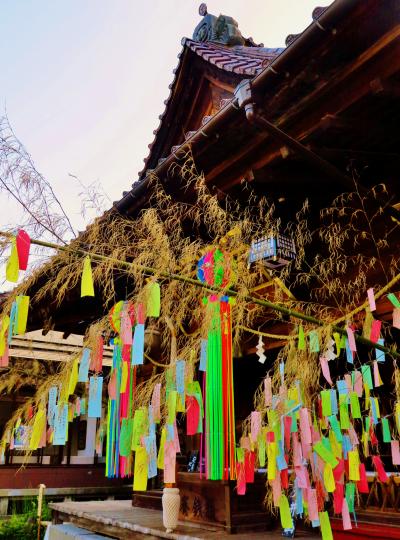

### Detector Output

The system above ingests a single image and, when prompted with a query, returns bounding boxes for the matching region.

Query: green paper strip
[314,441,338,469]
[321,390,332,417]
[387,293,400,309]
[350,392,361,419]
[345,482,355,513]
[298,325,305,350]
[309,330,320,353]
[328,415,343,442]
[339,400,350,430]
[382,417,391,443]
[361,364,373,390]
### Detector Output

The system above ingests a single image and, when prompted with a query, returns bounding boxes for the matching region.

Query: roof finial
[199,3,207,16]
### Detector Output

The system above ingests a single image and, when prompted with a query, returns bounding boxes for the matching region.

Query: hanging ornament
[199,248,237,481]
[256,335,266,364]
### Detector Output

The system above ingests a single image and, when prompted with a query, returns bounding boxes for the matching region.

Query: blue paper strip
[199,339,207,372]
[88,376,103,418]
[131,324,145,365]
[78,348,91,382]
[53,404,68,445]
[337,379,349,396]
[345,338,353,364]
[330,389,338,415]
[48,386,58,427]
[144,434,157,479]
[176,360,185,397]
[376,338,385,363]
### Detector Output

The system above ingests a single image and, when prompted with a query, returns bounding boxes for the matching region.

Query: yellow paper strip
[81,256,94,297]
[279,494,293,529]
[16,296,29,335]
[133,446,148,491]
[6,238,19,283]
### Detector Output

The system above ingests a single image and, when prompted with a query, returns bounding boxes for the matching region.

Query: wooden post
[37,484,45,540]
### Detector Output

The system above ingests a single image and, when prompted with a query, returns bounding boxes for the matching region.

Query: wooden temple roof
[117,0,400,220]
[21,0,400,336]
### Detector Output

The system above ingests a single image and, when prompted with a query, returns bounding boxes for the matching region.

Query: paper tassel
[256,335,266,364]
[16,230,30,271]
[6,238,19,283]
[81,256,94,297]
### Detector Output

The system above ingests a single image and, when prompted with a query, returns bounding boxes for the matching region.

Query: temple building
[3,1,400,537]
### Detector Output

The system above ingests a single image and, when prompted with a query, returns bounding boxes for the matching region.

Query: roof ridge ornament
[193,3,261,47]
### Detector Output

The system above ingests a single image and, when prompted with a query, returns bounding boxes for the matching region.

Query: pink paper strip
[307,489,319,521]
[151,383,161,422]
[344,373,353,393]
[251,411,261,443]
[346,326,357,352]
[391,440,400,465]
[271,475,281,506]
[393,308,400,329]
[264,377,272,407]
[320,356,333,385]
[367,288,376,312]
[295,466,309,489]
[342,498,352,530]
[299,408,312,445]
[164,441,176,483]
[353,370,363,397]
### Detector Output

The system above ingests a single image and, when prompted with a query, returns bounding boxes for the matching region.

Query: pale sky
[0,0,330,235]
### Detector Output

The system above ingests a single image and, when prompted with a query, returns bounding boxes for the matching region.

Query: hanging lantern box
[248,233,296,269]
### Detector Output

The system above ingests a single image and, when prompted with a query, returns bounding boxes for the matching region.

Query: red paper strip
[280,467,289,489]
[90,336,104,372]
[284,415,292,451]
[357,463,369,493]
[16,230,30,271]
[186,395,200,436]
[244,451,255,483]
[333,482,344,514]
[372,455,389,483]
[236,462,246,495]
[370,319,382,343]
[333,459,345,483]
[136,303,145,324]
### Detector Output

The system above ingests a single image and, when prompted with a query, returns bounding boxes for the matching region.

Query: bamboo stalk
[1,231,399,360]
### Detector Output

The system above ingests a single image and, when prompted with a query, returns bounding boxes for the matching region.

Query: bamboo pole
[37,483,45,540]
[1,230,399,360]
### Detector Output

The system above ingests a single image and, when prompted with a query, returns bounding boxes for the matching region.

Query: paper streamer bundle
[198,249,236,480]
